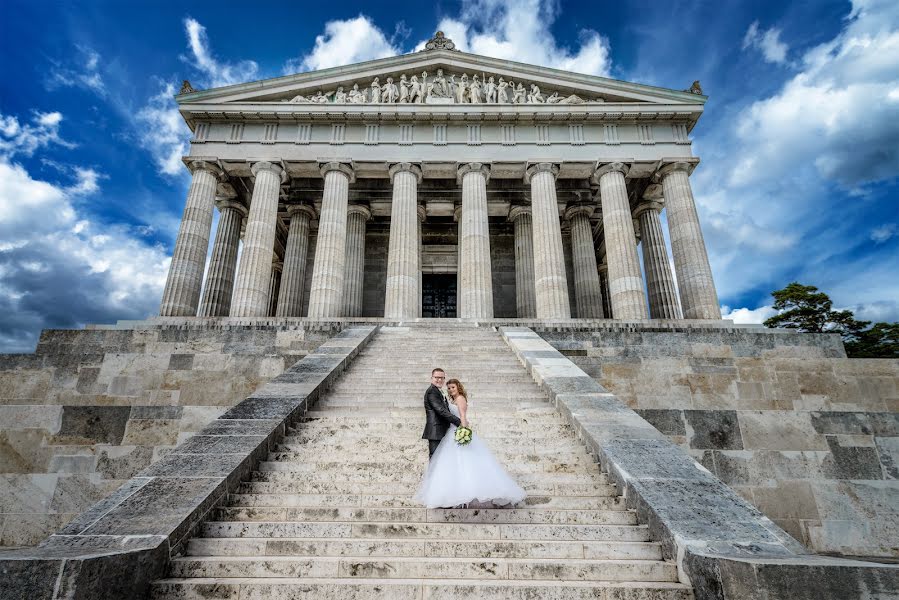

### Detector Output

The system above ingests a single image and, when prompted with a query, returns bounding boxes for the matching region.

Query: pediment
[177,38,706,110]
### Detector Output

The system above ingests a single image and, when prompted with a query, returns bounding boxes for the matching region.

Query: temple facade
[160,32,720,321]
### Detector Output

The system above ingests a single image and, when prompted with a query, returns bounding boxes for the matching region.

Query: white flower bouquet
[454,425,473,445]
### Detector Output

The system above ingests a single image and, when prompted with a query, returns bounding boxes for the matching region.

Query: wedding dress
[414,402,526,508]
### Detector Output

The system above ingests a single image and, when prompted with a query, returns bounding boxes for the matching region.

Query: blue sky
[1,0,897,351]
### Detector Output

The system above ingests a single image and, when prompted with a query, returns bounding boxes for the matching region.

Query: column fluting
[307,162,354,318]
[594,163,648,320]
[276,204,316,317]
[635,201,683,319]
[658,162,721,319]
[417,205,426,318]
[526,163,570,319]
[231,161,285,316]
[159,160,223,316]
[384,163,422,319]
[342,204,371,317]
[508,206,536,318]
[198,198,247,317]
[457,163,493,319]
[565,204,605,318]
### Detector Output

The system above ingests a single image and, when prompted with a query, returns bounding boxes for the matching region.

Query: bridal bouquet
[455,425,473,445]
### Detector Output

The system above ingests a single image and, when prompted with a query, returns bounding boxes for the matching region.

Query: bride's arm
[457,396,469,428]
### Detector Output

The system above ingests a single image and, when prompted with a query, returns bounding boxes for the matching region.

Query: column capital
[214,198,248,217]
[187,159,225,180]
[250,160,287,183]
[598,263,609,275]
[388,162,423,184]
[508,206,532,223]
[286,203,317,219]
[271,260,283,274]
[457,162,490,185]
[653,157,700,181]
[633,201,663,218]
[591,161,630,183]
[564,203,594,221]
[320,161,356,183]
[524,162,559,183]
[453,205,463,222]
[347,203,372,221]
[417,205,427,223]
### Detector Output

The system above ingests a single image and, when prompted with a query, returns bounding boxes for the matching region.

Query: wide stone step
[167,555,677,582]
[316,398,550,406]
[200,521,653,542]
[237,479,615,496]
[257,459,598,476]
[265,452,597,468]
[151,578,693,600]
[287,421,573,436]
[249,469,607,485]
[227,493,623,509]
[276,438,589,455]
[303,407,562,418]
[213,507,635,525]
[186,536,660,560]
[282,428,573,442]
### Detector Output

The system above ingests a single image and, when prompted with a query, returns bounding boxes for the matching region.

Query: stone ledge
[0,326,378,600]
[499,326,898,600]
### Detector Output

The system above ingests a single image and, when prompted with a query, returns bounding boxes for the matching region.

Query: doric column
[525,163,570,319]
[598,263,613,319]
[417,205,426,318]
[307,162,354,318]
[231,161,286,316]
[635,201,683,319]
[594,162,648,320]
[267,260,283,317]
[384,163,421,319]
[657,161,721,319]
[508,206,536,318]
[159,160,223,316]
[342,204,371,317]
[457,163,493,319]
[565,204,605,318]
[276,204,316,317]
[198,196,247,317]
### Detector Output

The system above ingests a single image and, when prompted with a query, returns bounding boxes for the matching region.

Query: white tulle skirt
[414,425,527,508]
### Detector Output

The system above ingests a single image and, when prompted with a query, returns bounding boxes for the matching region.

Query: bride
[415,378,526,508]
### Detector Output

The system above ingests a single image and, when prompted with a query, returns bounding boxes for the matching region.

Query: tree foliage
[762,282,898,358]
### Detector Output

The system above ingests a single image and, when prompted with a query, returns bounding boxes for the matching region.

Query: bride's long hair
[446,378,468,403]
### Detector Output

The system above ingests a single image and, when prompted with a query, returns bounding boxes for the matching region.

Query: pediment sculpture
[285,67,590,105]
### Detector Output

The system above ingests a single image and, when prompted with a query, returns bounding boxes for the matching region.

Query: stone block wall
[0,322,338,547]
[537,326,899,558]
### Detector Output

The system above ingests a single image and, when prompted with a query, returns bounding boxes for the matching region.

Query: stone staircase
[151,324,693,599]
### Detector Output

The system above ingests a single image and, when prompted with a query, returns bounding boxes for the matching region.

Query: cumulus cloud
[420,0,612,76]
[45,45,105,94]
[182,17,259,87]
[721,305,777,324]
[285,15,401,73]
[742,21,789,64]
[0,111,74,158]
[136,81,190,177]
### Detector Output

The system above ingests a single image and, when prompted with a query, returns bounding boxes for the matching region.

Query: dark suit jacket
[421,384,461,440]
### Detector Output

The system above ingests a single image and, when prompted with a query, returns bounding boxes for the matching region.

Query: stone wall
[537,326,899,558]
[0,322,339,547]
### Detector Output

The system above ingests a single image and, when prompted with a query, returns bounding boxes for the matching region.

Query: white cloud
[182,17,259,87]
[422,0,612,77]
[742,21,789,64]
[286,15,401,73]
[0,111,74,158]
[45,45,105,94]
[136,82,190,177]
[870,223,897,242]
[722,305,777,324]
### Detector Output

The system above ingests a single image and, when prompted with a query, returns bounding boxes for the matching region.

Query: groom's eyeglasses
[433,375,445,381]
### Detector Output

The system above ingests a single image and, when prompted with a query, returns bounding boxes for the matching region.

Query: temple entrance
[422,274,457,318]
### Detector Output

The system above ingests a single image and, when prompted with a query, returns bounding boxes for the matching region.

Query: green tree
[762,282,898,358]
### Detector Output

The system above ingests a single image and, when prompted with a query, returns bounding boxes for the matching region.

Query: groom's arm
[425,389,461,427]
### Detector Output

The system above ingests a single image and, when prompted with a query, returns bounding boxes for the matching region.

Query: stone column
[657,162,721,319]
[565,204,605,318]
[159,160,223,316]
[417,205,426,318]
[525,163,570,319]
[342,204,371,317]
[598,263,613,319]
[384,163,422,319]
[457,163,493,319]
[594,162,648,320]
[231,161,286,316]
[635,201,683,319]
[307,163,354,318]
[198,197,247,317]
[276,204,316,317]
[267,260,283,317]
[508,206,536,318]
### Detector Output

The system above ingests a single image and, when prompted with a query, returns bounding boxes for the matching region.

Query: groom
[422,368,461,459]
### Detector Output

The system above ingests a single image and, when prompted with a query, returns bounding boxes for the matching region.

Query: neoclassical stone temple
[160,32,720,322]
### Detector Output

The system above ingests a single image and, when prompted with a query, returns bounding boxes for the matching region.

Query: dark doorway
[422,274,457,318]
